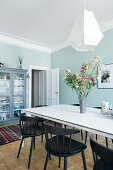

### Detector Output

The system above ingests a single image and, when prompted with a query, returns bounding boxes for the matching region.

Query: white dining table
[23,104,113,139]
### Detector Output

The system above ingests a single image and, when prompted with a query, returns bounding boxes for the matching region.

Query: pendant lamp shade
[68,10,104,51]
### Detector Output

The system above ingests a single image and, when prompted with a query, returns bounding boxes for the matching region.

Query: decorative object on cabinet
[18,56,23,69]
[0,62,4,67]
[0,67,27,125]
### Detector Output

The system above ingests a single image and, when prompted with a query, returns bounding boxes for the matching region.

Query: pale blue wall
[0,42,51,69]
[1,28,113,108]
[51,29,113,107]
[0,42,51,107]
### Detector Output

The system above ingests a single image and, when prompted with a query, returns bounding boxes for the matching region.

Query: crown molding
[51,42,69,53]
[0,32,51,53]
[0,15,113,55]
[100,15,113,32]
[51,16,113,53]
[0,32,69,54]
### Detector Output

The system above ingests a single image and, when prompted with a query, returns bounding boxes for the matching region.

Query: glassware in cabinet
[14,96,24,118]
[0,96,10,121]
[14,73,24,96]
[0,72,10,96]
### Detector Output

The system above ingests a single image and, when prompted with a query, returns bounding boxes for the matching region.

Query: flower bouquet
[64,56,103,113]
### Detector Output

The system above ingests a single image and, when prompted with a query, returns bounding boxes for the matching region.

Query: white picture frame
[98,63,113,89]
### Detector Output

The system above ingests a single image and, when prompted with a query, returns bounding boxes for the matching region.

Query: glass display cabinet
[0,68,27,125]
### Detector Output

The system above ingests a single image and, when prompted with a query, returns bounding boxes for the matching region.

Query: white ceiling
[0,0,113,52]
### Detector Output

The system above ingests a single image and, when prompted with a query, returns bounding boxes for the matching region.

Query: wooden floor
[0,130,113,170]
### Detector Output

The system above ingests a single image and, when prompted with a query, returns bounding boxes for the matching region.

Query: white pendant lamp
[68,1,104,51]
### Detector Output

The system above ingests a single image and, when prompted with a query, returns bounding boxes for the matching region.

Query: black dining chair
[72,104,84,140]
[90,136,113,170]
[36,105,63,143]
[44,120,87,170]
[35,105,48,143]
[17,114,45,170]
[85,107,109,147]
[72,105,109,147]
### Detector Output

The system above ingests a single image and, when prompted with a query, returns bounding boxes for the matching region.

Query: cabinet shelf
[14,101,23,104]
[0,111,9,113]
[0,79,10,81]
[14,79,24,81]
[0,103,10,105]
[14,86,24,88]
[14,109,22,111]
[14,95,24,97]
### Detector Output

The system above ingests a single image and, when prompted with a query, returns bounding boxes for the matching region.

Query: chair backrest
[72,104,80,106]
[35,105,48,107]
[19,114,43,136]
[90,137,113,168]
[44,120,80,154]
[93,107,101,109]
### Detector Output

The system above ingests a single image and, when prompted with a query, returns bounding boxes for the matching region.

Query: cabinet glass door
[14,96,24,118]
[13,73,25,118]
[0,72,11,121]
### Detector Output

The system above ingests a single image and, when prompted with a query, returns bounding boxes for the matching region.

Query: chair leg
[41,134,43,143]
[49,154,51,160]
[59,157,61,168]
[105,137,108,147]
[44,152,49,170]
[112,139,113,144]
[28,137,34,170]
[64,157,67,170]
[81,151,87,170]
[33,137,35,149]
[17,136,24,159]
[81,130,83,140]
[85,131,88,144]
[96,134,97,140]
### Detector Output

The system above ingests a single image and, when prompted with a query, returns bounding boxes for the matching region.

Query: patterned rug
[0,124,21,146]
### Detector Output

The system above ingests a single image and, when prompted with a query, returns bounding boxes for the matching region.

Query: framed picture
[98,63,113,89]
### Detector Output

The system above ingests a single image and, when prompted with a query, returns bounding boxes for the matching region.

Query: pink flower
[85,65,88,70]
[93,63,97,69]
[82,81,86,86]
[66,69,71,73]
[90,80,92,84]
[86,76,89,80]
[95,56,101,63]
[73,74,76,77]
[98,64,104,72]
[75,83,79,88]
[77,77,82,81]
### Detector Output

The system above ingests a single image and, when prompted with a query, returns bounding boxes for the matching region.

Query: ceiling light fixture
[68,0,104,51]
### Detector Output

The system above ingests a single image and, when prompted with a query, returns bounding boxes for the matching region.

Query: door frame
[29,65,50,108]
